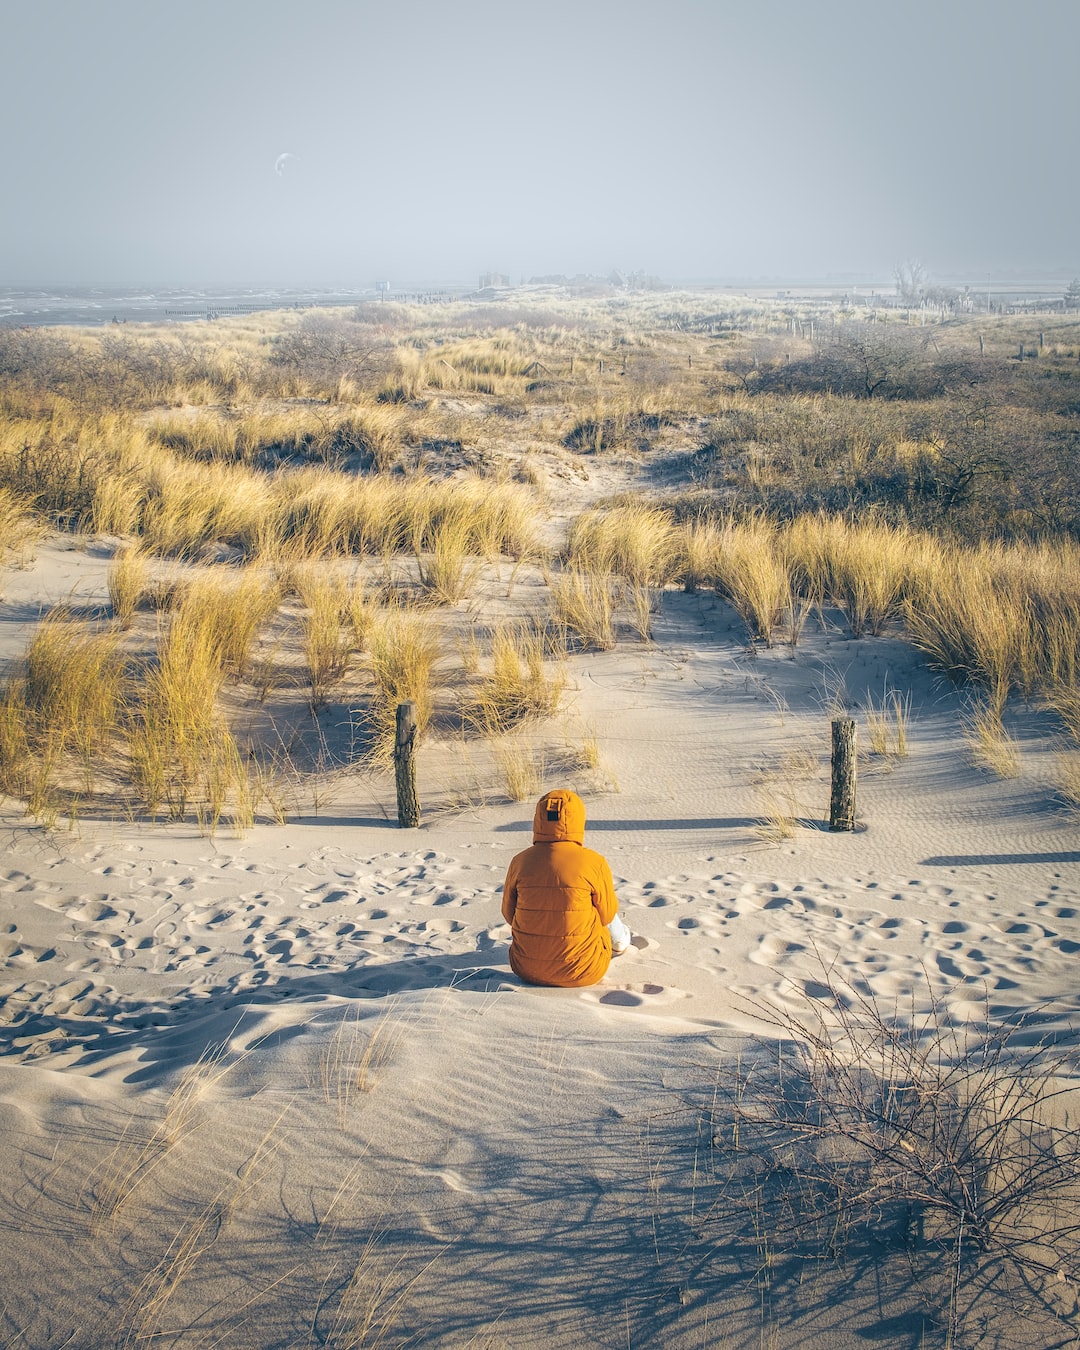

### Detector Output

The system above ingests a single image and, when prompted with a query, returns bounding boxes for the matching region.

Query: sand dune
[1,536,1078,1348]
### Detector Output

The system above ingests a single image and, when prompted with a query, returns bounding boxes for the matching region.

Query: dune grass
[365,611,442,761]
[293,571,370,711]
[0,411,540,564]
[0,484,44,566]
[2,297,1080,824]
[710,516,792,647]
[129,602,252,829]
[415,517,481,604]
[961,702,1021,778]
[0,613,126,815]
[107,544,152,628]
[568,503,680,585]
[168,569,282,678]
[548,566,618,651]
[462,621,566,736]
[556,489,1078,723]
[863,689,911,759]
[493,733,548,802]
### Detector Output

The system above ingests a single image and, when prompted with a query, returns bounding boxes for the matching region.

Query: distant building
[479,272,511,290]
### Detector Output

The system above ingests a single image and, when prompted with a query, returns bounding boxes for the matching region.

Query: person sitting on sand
[501,787,632,988]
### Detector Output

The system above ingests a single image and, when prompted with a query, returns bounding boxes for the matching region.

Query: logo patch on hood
[532,788,586,844]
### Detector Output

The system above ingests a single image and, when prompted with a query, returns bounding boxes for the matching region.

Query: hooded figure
[501,788,628,987]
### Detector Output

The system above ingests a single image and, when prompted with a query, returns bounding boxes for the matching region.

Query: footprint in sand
[936,951,990,979]
[596,982,678,1007]
[757,936,806,959]
[475,927,503,952]
[303,887,352,907]
[60,898,125,924]
[801,979,835,1000]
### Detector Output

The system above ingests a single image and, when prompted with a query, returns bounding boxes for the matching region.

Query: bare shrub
[710,970,1080,1347]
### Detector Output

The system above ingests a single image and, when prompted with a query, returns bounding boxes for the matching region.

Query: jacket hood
[532,788,586,844]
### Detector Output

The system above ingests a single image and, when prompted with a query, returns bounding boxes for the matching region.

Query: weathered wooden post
[829,718,857,831]
[394,701,420,828]
[978,333,984,356]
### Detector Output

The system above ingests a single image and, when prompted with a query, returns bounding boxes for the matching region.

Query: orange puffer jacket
[501,788,618,987]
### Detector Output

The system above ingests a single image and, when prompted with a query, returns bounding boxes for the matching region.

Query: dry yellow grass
[107,545,151,629]
[712,516,791,646]
[3,297,1080,830]
[568,502,680,587]
[415,518,481,604]
[173,570,282,677]
[864,690,911,759]
[493,733,547,802]
[366,611,442,760]
[297,575,357,710]
[0,484,44,565]
[0,613,125,813]
[1056,751,1080,810]
[677,518,724,593]
[463,622,565,735]
[548,566,618,651]
[128,597,253,830]
[961,703,1021,778]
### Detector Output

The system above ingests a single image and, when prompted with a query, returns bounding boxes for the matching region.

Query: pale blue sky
[5,0,1078,286]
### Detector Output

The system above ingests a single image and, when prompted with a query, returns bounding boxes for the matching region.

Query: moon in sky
[274,152,296,177]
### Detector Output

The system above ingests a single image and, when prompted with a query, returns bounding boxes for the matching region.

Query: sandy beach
[1,527,1078,1349]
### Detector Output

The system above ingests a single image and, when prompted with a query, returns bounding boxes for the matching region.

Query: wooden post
[829,718,857,831]
[978,333,984,356]
[394,701,420,828]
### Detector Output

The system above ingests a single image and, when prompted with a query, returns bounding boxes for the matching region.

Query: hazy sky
[5,0,1078,287]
